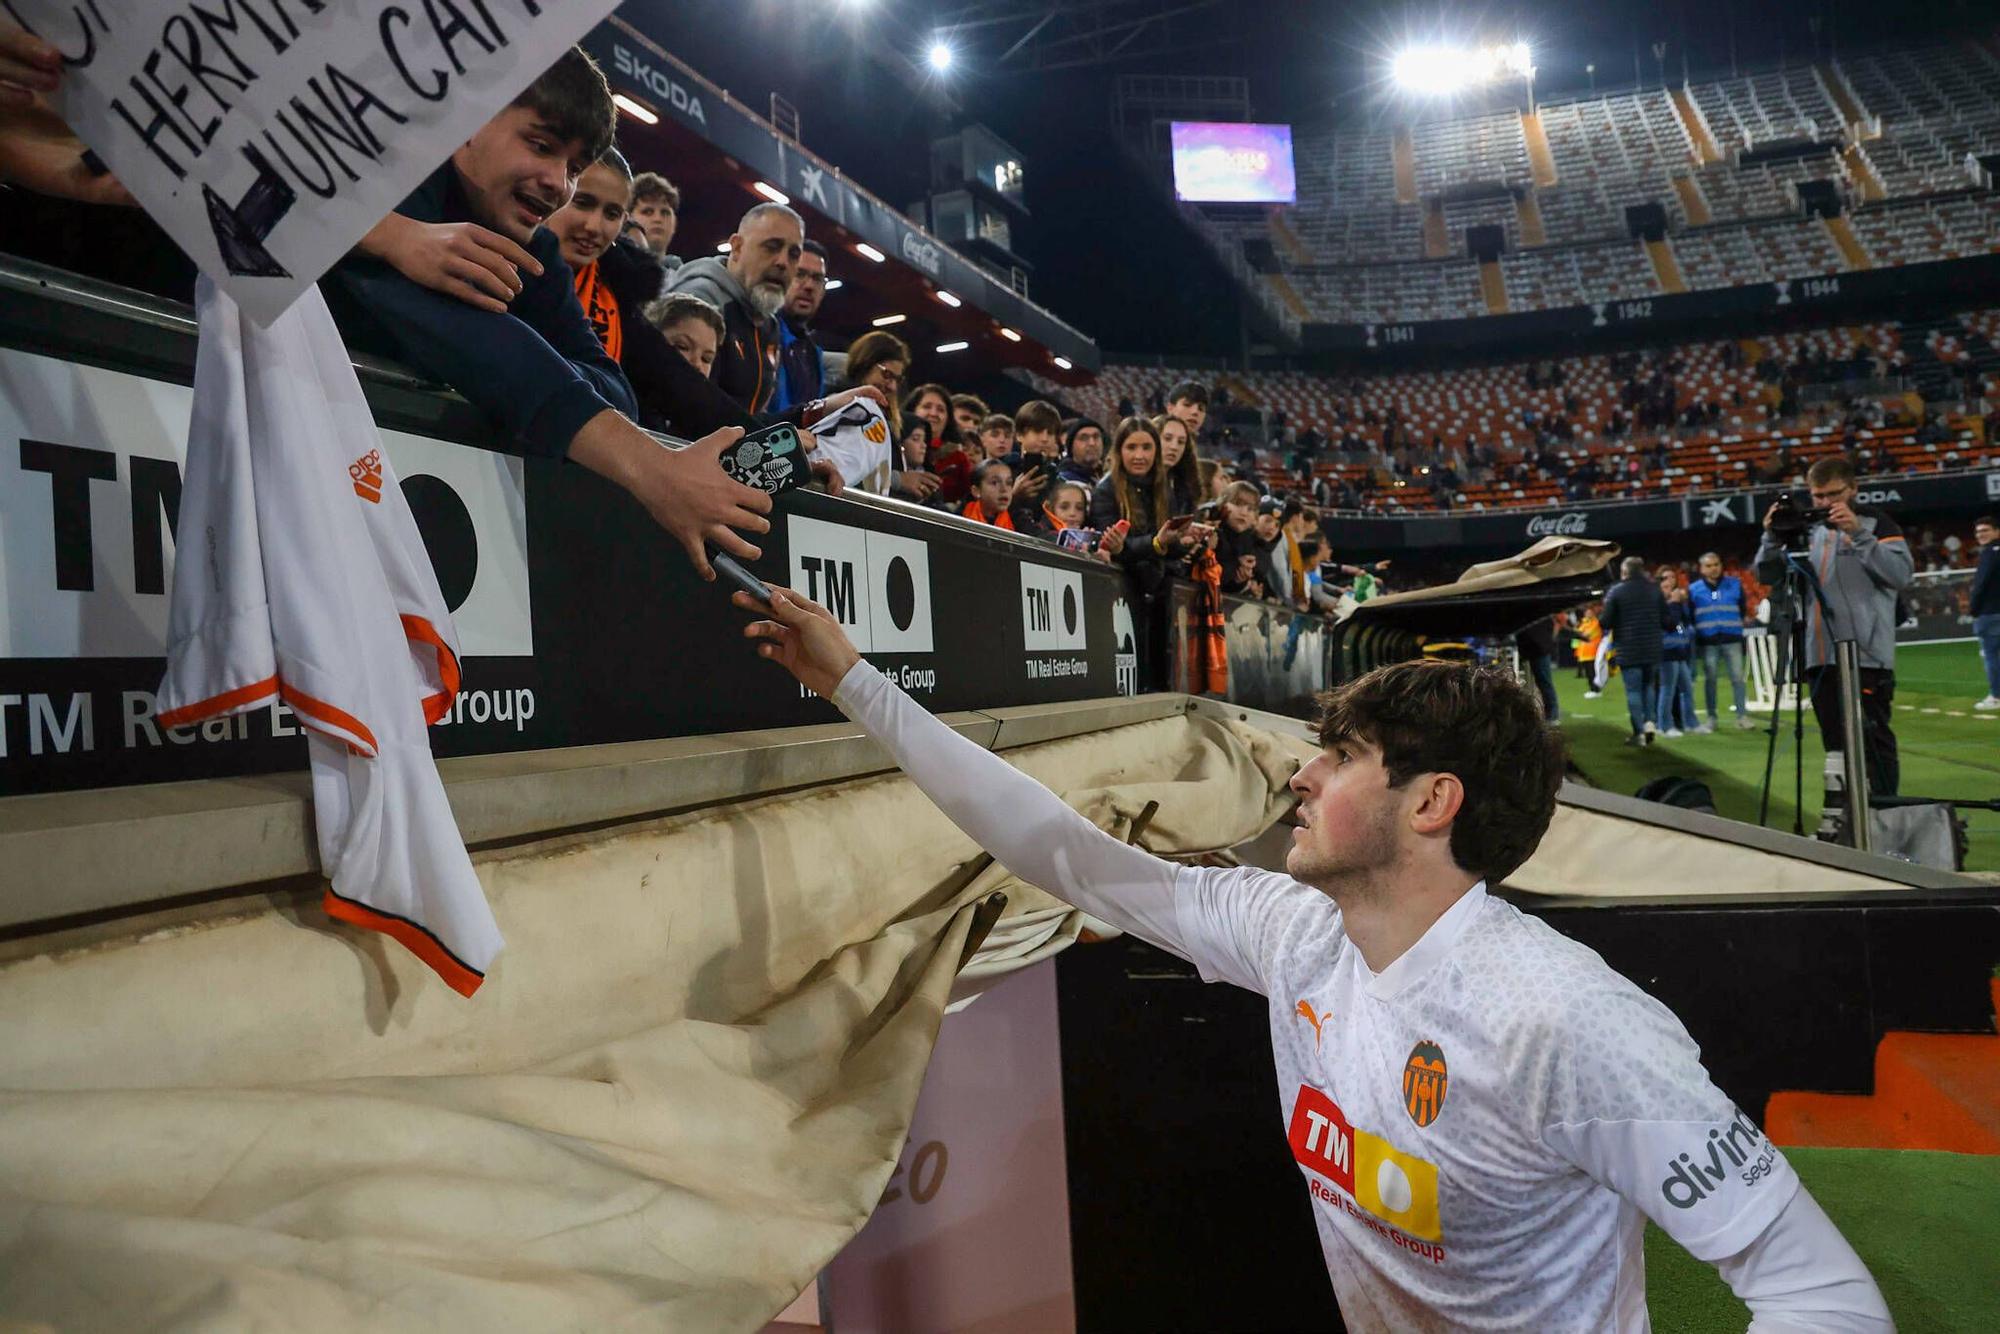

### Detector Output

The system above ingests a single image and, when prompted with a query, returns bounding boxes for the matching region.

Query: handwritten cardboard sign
[11,0,618,325]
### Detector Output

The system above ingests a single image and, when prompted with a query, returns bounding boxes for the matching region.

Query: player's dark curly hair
[1314,659,1566,884]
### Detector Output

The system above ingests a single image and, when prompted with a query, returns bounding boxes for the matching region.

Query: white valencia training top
[831,663,1892,1332]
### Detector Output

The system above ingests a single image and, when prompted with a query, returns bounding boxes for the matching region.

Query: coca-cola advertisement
[1525,512,1590,538]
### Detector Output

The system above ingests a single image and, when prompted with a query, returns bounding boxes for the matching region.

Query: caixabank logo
[1287,1085,1445,1261]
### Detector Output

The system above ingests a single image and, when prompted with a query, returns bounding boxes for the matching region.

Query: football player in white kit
[740,586,1893,1331]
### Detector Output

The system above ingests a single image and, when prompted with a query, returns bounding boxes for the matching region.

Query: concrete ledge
[0,698,1183,933]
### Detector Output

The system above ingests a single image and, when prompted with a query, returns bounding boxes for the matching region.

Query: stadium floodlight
[935,290,962,307]
[927,41,954,73]
[715,241,731,253]
[611,93,658,125]
[1391,41,1534,95]
[855,242,887,262]
[753,181,790,206]
[936,340,970,353]
[872,314,907,327]
[825,279,844,292]
[998,327,1022,342]
[1052,355,1073,370]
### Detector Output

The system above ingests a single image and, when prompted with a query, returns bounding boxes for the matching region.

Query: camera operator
[1755,457,1914,795]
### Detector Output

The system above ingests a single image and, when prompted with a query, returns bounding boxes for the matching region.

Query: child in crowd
[979,414,1016,460]
[962,458,1016,529]
[647,293,725,377]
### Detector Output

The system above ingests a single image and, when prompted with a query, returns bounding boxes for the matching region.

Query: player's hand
[1825,500,1858,534]
[366,215,542,313]
[738,585,862,698]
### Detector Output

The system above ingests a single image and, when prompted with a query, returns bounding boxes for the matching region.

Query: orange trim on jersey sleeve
[1876,534,1906,543]
[279,680,379,756]
[322,887,485,997]
[156,674,279,729]
[399,614,462,724]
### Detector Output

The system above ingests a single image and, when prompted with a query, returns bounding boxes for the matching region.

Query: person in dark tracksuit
[1599,556,1668,745]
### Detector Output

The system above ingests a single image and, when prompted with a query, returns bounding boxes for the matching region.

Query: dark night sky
[622,1,1994,361]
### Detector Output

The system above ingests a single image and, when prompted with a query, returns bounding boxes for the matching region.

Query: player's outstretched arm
[1715,1189,1892,1332]
[739,587,1193,956]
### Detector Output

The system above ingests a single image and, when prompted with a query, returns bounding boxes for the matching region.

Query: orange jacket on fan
[962,498,1016,529]
[570,261,623,362]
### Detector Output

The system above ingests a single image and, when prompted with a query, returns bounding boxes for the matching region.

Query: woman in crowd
[1090,418,1205,591]
[1153,414,1204,518]
[904,382,973,507]
[844,332,941,504]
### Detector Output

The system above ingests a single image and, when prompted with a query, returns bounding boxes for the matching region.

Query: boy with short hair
[978,413,1016,461]
[628,170,682,266]
[952,393,992,442]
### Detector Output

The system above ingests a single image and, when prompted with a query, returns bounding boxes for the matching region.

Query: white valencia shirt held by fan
[827,664,1893,1332]
[158,276,502,996]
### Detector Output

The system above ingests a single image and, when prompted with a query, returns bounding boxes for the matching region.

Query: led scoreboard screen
[1169,121,1298,204]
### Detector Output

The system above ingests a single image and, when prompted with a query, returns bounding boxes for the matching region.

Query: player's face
[1285,739,1403,887]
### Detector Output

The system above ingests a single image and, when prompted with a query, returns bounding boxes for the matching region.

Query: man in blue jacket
[1973,515,1999,711]
[327,48,770,581]
[1690,552,1755,731]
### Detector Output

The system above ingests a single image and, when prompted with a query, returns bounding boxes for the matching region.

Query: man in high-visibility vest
[1689,553,1755,731]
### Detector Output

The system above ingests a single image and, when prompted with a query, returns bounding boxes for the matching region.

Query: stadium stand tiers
[1080,307,1998,515]
[1193,41,2000,328]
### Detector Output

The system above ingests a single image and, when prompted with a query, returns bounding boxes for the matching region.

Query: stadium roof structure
[585,15,1100,384]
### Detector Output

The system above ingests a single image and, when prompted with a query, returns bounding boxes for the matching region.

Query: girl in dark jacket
[1090,418,1205,598]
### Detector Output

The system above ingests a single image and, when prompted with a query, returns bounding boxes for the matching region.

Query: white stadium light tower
[1391,40,1535,103]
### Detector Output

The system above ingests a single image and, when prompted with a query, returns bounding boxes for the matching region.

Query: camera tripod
[1756,550,1846,838]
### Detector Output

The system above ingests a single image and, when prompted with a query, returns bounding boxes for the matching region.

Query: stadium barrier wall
[0,262,1132,801]
[1297,251,2000,356]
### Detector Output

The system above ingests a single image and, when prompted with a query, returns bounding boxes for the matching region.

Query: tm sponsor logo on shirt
[1287,1085,1446,1263]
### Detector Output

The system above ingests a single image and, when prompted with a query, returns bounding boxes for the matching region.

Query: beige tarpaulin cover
[1335,535,1624,624]
[0,713,1294,1332]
